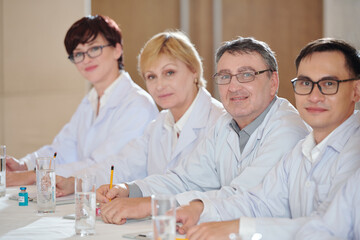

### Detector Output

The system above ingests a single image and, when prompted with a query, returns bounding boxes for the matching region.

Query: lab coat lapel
[171,88,209,160]
[93,73,127,126]
[227,130,241,163]
[240,130,261,160]
[160,125,172,163]
[172,127,197,160]
[77,99,95,155]
[239,98,277,160]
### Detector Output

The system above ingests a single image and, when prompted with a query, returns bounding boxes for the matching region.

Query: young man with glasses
[6,15,158,185]
[96,37,310,225]
[175,38,360,240]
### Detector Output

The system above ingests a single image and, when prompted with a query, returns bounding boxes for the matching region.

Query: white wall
[1,0,89,158]
[324,0,360,110]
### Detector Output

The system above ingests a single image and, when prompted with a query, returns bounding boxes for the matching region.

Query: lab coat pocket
[315,183,331,205]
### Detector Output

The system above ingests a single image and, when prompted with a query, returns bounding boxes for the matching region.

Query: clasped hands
[95,185,237,239]
[96,183,151,224]
[95,183,202,228]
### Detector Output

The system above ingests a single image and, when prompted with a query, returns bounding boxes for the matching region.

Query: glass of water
[75,174,96,236]
[0,145,6,198]
[151,194,176,240]
[36,157,56,213]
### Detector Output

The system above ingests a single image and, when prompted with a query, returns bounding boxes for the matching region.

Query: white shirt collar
[164,89,200,133]
[164,89,200,150]
[87,71,123,119]
[302,130,334,163]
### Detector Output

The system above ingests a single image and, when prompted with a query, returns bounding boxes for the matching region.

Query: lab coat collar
[170,87,212,160]
[324,111,360,152]
[227,126,242,163]
[233,96,279,160]
[101,71,133,110]
[89,71,135,125]
[302,111,360,166]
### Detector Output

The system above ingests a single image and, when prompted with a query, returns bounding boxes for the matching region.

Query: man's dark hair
[295,38,360,77]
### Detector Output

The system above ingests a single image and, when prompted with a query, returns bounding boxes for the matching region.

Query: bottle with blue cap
[18,187,28,206]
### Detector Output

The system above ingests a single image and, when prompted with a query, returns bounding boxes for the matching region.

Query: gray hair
[215,37,278,72]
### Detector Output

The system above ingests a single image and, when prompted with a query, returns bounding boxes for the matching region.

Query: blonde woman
[56,31,225,196]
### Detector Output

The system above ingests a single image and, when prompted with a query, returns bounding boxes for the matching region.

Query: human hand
[6,156,28,171]
[186,219,240,240]
[56,176,75,197]
[96,183,129,203]
[176,200,204,234]
[100,197,151,224]
[6,170,36,186]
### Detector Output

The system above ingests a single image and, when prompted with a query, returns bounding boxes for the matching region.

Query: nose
[228,76,243,92]
[308,83,325,102]
[155,77,166,91]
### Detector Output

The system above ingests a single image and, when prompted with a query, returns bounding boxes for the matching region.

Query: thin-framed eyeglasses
[291,76,360,95]
[68,44,113,64]
[213,69,273,85]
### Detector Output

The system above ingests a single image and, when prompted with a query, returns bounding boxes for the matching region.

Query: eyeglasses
[68,44,112,64]
[213,69,273,85]
[291,77,360,95]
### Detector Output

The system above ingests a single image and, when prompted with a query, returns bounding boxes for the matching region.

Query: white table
[0,186,153,239]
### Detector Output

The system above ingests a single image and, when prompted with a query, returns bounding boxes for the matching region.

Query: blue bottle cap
[20,187,26,191]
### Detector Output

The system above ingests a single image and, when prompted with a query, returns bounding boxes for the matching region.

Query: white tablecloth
[0,186,153,239]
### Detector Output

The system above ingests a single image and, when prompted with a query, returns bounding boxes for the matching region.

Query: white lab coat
[295,168,360,240]
[202,112,360,240]
[133,97,310,198]
[76,87,226,186]
[21,71,158,176]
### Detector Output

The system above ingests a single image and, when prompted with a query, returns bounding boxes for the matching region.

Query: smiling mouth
[305,107,327,113]
[159,93,173,98]
[230,96,248,101]
[85,65,97,71]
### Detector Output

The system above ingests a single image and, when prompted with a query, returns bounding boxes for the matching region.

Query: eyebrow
[161,63,177,70]
[297,74,340,81]
[73,41,101,52]
[144,63,178,75]
[238,66,256,72]
[217,66,256,74]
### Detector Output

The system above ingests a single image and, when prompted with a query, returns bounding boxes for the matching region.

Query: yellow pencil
[50,152,57,169]
[109,165,114,201]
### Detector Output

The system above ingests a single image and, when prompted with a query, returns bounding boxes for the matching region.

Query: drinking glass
[75,174,96,236]
[0,145,6,197]
[36,157,56,213]
[151,194,176,240]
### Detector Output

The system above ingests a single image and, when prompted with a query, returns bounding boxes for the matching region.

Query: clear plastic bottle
[18,187,28,206]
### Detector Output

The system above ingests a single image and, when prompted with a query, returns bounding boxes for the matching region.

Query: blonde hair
[138,31,206,88]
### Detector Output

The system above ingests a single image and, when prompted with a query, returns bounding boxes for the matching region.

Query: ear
[353,80,360,103]
[270,71,279,96]
[187,66,198,81]
[114,43,122,60]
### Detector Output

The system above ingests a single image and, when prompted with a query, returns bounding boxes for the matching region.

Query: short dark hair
[64,15,124,70]
[215,37,278,73]
[295,38,360,77]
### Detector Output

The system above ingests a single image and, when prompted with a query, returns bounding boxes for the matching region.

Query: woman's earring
[194,78,198,84]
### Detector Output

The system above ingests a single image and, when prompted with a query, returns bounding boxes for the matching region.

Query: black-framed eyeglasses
[291,76,360,95]
[68,44,113,64]
[213,69,273,85]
